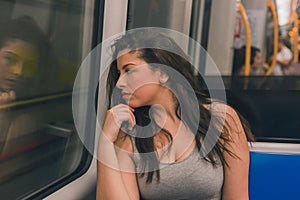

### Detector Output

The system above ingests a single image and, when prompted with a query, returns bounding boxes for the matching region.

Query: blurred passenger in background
[233,45,262,76]
[272,37,293,75]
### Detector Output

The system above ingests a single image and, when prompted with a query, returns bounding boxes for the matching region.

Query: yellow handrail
[0,92,72,110]
[292,21,298,63]
[265,0,279,76]
[239,3,251,76]
[288,0,297,26]
[289,8,298,63]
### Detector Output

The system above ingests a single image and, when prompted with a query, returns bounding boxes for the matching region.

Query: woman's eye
[5,55,18,66]
[125,69,133,74]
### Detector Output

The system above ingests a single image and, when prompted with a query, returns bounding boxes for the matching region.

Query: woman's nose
[9,63,23,76]
[116,74,126,89]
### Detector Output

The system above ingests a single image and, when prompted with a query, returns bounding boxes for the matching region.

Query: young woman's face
[116,50,163,108]
[0,39,38,91]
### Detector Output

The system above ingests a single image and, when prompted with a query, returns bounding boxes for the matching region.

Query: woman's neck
[149,89,183,139]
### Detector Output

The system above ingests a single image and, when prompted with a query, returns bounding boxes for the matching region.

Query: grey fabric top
[131,138,224,200]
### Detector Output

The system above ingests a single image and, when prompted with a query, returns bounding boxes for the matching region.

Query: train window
[127,0,193,35]
[226,1,300,144]
[0,0,97,199]
[225,75,300,143]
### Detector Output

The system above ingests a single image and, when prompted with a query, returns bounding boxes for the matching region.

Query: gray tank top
[130,138,224,200]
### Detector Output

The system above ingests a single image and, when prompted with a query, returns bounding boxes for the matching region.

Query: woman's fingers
[102,104,136,142]
[127,110,136,130]
[0,90,16,103]
[111,104,136,130]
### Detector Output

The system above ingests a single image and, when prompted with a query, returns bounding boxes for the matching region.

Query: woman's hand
[97,104,139,200]
[0,90,16,104]
[102,104,136,143]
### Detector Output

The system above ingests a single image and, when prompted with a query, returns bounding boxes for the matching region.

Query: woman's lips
[122,92,132,99]
[4,78,17,88]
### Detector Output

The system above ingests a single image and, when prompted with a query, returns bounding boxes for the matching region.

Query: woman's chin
[127,100,142,108]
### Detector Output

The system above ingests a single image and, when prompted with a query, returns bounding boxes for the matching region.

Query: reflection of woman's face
[116,51,163,108]
[0,39,38,91]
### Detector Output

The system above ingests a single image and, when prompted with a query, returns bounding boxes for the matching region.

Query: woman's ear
[159,72,169,85]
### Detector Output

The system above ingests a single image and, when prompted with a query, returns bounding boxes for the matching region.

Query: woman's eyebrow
[3,50,19,58]
[120,63,135,70]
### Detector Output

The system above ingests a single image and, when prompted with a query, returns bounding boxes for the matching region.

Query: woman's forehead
[116,48,141,57]
[2,39,37,53]
[116,49,132,58]
[116,50,145,69]
[117,50,142,62]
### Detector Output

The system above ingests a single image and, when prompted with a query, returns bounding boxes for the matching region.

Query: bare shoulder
[210,101,237,116]
[214,103,251,199]
[211,102,244,132]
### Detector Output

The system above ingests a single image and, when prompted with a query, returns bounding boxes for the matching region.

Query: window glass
[229,1,300,143]
[0,0,95,199]
[127,0,193,35]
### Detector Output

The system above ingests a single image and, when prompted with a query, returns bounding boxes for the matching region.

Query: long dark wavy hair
[107,29,254,183]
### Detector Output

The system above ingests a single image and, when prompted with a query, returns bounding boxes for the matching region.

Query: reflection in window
[0,0,93,199]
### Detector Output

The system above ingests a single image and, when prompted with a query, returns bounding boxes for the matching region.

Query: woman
[274,37,293,76]
[0,16,53,153]
[97,29,253,200]
[0,16,54,103]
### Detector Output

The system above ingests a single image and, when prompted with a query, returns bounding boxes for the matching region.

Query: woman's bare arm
[97,133,139,200]
[97,105,139,200]
[215,104,250,200]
